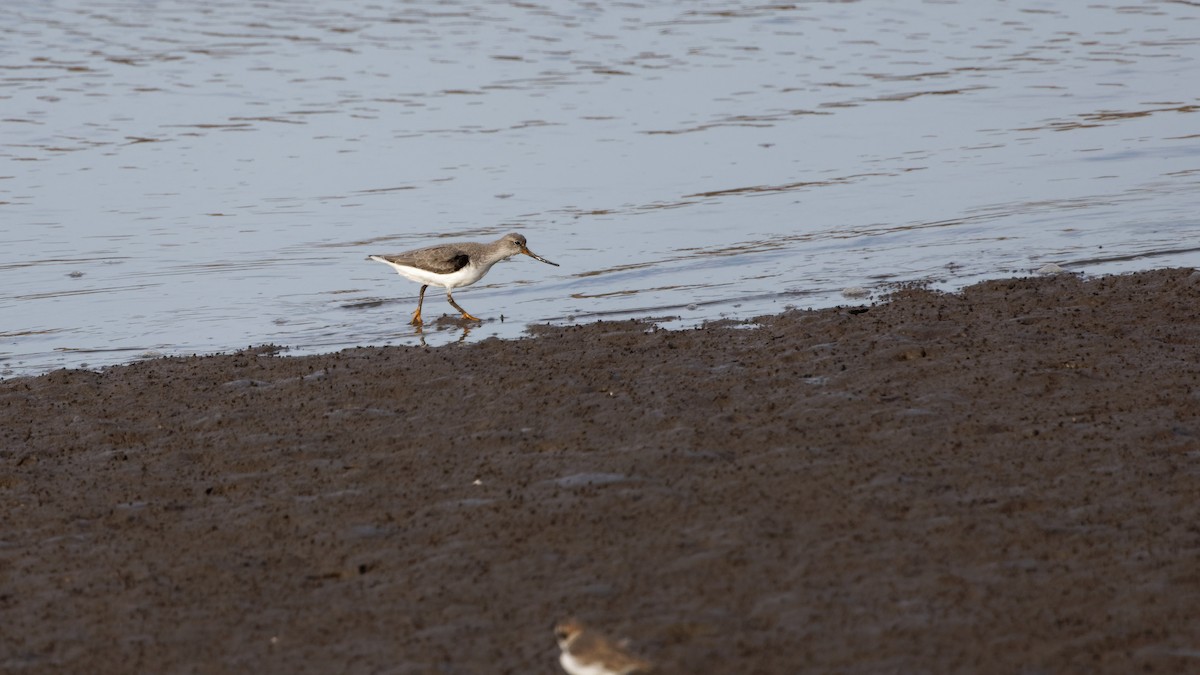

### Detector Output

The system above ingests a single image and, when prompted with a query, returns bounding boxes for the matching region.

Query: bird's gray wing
[378,246,471,274]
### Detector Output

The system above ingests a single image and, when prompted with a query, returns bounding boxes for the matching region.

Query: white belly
[372,258,486,289]
[560,652,619,675]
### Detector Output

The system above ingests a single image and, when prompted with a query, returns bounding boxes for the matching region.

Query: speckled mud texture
[3,269,1200,674]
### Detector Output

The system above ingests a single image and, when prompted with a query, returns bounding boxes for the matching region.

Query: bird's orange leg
[445,289,481,322]
[410,285,428,325]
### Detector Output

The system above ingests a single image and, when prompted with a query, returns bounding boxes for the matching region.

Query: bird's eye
[555,630,568,640]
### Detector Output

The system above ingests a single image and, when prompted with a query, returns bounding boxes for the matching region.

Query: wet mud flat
[2,268,1199,674]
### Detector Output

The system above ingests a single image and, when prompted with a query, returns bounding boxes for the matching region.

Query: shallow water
[2,0,1198,376]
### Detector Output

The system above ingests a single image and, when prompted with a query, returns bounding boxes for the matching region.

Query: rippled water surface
[3,0,1198,376]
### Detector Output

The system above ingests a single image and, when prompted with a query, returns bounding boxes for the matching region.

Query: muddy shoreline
[3,269,1200,673]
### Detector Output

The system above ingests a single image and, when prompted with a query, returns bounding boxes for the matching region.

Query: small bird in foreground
[367,232,558,325]
[555,618,653,675]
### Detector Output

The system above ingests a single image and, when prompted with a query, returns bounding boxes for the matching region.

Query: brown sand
[2,268,1200,674]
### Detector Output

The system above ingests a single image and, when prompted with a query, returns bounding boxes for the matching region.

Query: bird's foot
[460,311,482,322]
[410,310,423,326]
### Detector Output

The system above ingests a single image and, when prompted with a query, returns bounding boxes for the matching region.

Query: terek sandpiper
[554,618,653,675]
[367,232,558,325]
